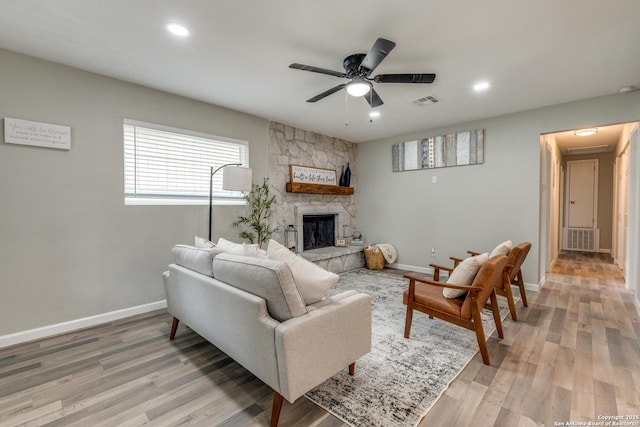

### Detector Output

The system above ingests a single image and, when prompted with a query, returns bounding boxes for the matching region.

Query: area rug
[304,268,517,427]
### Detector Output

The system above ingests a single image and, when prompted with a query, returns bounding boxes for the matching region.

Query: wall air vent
[411,95,439,106]
[566,144,610,154]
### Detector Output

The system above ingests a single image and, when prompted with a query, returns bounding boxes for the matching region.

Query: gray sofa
[163,246,372,426]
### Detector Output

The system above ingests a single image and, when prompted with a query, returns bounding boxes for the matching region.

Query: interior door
[567,159,597,228]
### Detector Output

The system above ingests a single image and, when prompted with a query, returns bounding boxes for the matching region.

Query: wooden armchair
[450,242,531,320]
[403,255,508,365]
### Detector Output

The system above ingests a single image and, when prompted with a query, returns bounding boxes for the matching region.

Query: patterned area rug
[304,268,517,427]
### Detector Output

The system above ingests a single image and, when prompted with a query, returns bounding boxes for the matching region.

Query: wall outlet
[430,247,436,257]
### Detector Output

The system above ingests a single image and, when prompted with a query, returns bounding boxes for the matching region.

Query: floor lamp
[209,164,253,241]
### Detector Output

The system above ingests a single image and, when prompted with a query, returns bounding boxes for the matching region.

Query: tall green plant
[233,177,277,248]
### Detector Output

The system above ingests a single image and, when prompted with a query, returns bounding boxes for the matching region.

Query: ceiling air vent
[411,95,439,106]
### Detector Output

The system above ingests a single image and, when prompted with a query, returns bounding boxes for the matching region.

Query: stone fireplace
[267,121,364,272]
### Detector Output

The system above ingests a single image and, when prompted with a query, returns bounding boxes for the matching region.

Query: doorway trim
[539,121,639,305]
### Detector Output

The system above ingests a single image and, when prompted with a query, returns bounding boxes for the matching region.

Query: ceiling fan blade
[290,63,346,78]
[306,84,347,102]
[364,88,384,108]
[360,38,396,74]
[374,73,436,84]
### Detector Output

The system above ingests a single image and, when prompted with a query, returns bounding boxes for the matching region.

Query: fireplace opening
[303,215,335,251]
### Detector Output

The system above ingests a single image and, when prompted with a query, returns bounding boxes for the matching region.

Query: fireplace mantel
[286,182,354,195]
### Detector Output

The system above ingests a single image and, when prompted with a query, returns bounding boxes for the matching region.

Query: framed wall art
[392,129,484,172]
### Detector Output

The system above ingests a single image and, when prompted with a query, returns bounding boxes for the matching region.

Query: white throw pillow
[489,240,513,258]
[267,239,338,304]
[216,237,263,257]
[195,236,215,248]
[443,253,489,299]
[244,243,268,258]
[216,237,245,255]
[172,244,223,277]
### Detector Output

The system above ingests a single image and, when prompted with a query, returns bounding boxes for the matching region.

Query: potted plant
[233,177,277,248]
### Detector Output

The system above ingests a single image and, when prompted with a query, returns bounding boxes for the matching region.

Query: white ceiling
[0,0,639,143]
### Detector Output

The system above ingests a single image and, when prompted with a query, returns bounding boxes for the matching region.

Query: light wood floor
[0,251,638,426]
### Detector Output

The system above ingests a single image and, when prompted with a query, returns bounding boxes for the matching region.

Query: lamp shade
[222,166,252,191]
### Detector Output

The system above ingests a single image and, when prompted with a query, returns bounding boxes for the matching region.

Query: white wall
[0,49,270,337]
[357,91,640,285]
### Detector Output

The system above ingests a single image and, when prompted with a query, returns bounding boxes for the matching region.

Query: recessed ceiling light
[369,111,381,118]
[473,81,490,92]
[166,23,189,37]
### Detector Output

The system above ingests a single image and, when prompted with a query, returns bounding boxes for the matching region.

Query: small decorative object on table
[350,231,364,246]
[284,224,298,253]
[335,237,348,247]
[364,245,385,270]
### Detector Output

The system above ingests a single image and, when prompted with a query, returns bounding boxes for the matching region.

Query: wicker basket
[364,246,385,270]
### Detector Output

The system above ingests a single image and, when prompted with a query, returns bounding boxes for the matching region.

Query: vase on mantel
[344,163,351,187]
[339,165,346,187]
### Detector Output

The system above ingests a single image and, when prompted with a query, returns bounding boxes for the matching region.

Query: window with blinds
[123,120,249,205]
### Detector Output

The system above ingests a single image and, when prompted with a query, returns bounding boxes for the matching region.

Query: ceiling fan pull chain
[345,90,349,126]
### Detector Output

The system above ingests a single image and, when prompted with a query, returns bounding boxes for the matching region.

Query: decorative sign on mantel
[289,164,337,186]
[3,117,71,150]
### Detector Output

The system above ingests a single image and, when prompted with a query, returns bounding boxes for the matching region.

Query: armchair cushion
[172,244,223,277]
[443,253,489,298]
[403,282,465,317]
[489,240,513,257]
[267,239,339,304]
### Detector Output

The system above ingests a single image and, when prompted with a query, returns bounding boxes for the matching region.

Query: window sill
[125,198,247,206]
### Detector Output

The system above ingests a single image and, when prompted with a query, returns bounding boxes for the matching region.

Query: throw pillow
[195,236,215,248]
[216,237,245,255]
[172,244,223,277]
[443,253,489,299]
[489,240,513,258]
[266,239,339,304]
[216,237,264,257]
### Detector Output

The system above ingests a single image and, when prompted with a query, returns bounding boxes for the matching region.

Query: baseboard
[525,282,540,292]
[386,262,433,275]
[0,300,167,349]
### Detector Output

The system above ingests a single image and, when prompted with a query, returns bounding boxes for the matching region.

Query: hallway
[421,250,640,426]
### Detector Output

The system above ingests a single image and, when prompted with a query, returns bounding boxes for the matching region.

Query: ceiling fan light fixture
[346,80,372,97]
[574,128,598,137]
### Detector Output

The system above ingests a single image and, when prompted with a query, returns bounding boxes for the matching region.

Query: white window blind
[124,120,249,204]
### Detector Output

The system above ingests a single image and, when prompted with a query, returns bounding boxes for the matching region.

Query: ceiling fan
[289,38,436,108]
